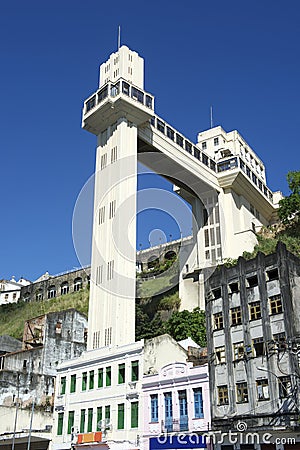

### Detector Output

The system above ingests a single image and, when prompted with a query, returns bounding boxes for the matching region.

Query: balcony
[161,417,189,433]
[82,79,154,135]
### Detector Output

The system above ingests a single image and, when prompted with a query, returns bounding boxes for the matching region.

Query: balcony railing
[84,79,154,115]
[161,417,189,433]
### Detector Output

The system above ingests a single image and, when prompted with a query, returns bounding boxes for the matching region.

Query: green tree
[164,307,206,347]
[279,171,300,225]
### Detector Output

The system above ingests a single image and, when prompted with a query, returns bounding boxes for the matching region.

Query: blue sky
[0,0,299,281]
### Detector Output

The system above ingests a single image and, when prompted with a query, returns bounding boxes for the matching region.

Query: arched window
[147,256,159,270]
[164,250,177,261]
[61,282,69,296]
[47,285,56,299]
[74,277,82,292]
[36,289,43,301]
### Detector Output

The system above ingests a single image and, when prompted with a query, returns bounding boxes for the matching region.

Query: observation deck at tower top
[82,75,277,215]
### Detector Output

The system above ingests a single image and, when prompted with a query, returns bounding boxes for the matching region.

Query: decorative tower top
[99,45,144,89]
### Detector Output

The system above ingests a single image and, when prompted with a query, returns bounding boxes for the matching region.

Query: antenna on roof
[118,25,121,51]
[210,106,214,128]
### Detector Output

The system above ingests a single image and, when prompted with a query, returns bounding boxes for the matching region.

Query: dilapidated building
[205,242,300,450]
[0,309,88,449]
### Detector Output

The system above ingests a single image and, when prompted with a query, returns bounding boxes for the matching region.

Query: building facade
[0,309,87,449]
[0,276,30,305]
[52,335,193,450]
[205,242,300,450]
[142,354,210,450]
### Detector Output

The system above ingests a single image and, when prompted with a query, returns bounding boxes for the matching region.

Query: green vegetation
[136,257,179,298]
[242,171,300,260]
[0,288,89,340]
[164,308,207,347]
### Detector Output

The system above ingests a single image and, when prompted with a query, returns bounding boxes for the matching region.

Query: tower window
[118,363,125,384]
[213,312,223,330]
[233,342,244,360]
[231,307,242,325]
[269,294,283,314]
[214,137,219,146]
[217,386,228,405]
[202,142,207,150]
[256,379,269,400]
[249,301,261,320]
[215,346,226,364]
[236,382,248,403]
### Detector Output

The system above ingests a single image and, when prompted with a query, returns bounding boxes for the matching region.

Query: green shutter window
[98,368,103,388]
[87,408,93,432]
[80,409,85,433]
[105,405,110,420]
[118,363,125,384]
[67,411,75,434]
[131,361,139,382]
[117,403,125,429]
[70,375,76,393]
[97,407,102,431]
[60,377,66,395]
[89,370,94,390]
[57,412,64,435]
[82,372,87,391]
[106,367,111,386]
[131,402,138,428]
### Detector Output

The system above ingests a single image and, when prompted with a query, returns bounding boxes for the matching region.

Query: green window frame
[118,363,125,384]
[106,367,111,386]
[87,408,93,432]
[131,361,139,382]
[98,368,103,388]
[97,407,102,431]
[70,375,76,393]
[60,376,66,395]
[57,412,64,435]
[89,370,94,390]
[67,411,75,434]
[105,405,110,420]
[80,409,85,433]
[117,403,125,429]
[131,402,138,428]
[82,372,87,391]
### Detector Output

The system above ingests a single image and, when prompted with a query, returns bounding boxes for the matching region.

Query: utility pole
[12,374,20,450]
[27,398,35,450]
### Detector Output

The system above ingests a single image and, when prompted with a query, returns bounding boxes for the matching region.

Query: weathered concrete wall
[19,267,91,303]
[0,335,22,354]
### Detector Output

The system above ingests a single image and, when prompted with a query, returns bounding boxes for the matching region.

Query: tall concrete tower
[82,46,154,350]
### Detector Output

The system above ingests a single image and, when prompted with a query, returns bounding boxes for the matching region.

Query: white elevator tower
[83,46,154,350]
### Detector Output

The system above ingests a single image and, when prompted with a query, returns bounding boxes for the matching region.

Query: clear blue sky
[1,0,299,281]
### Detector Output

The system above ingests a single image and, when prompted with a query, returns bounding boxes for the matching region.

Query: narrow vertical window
[70,375,76,393]
[131,361,139,382]
[178,390,188,431]
[89,370,94,389]
[60,376,66,395]
[67,411,75,434]
[98,368,103,388]
[194,388,204,418]
[82,372,87,391]
[105,405,110,420]
[150,394,158,422]
[118,363,125,384]
[117,403,125,429]
[96,407,102,431]
[131,402,139,428]
[80,409,85,433]
[57,412,64,435]
[87,408,93,432]
[106,366,111,386]
[164,393,173,432]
